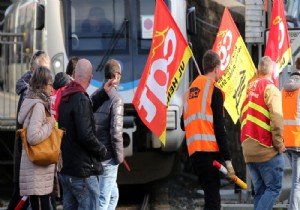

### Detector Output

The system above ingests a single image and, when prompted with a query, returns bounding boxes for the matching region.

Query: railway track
[117,182,171,210]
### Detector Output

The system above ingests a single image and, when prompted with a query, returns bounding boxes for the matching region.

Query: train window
[284,0,300,27]
[66,0,128,54]
[138,0,155,53]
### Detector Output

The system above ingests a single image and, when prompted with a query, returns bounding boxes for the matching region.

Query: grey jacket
[93,86,124,164]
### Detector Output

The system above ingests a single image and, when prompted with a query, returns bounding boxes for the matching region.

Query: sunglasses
[32,50,45,60]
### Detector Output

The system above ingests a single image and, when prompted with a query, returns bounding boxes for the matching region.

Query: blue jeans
[58,174,100,210]
[287,151,300,210]
[247,154,284,210]
[99,159,119,210]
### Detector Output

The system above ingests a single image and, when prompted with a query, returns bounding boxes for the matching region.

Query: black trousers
[190,152,221,210]
[29,195,53,210]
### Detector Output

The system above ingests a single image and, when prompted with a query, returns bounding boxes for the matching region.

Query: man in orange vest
[182,50,235,210]
[241,56,286,210]
[282,56,300,210]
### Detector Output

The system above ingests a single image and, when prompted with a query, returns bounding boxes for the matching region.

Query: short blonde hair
[258,56,273,76]
[30,50,50,71]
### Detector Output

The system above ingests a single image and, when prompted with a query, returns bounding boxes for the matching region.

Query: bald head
[74,59,93,90]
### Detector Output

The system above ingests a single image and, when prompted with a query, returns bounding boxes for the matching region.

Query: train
[0,0,196,184]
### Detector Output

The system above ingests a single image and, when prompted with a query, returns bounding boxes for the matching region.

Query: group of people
[6,48,300,210]
[7,51,124,210]
[182,50,300,210]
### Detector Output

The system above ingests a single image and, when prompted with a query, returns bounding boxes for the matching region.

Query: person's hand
[225,160,235,180]
[103,79,116,93]
[278,145,286,154]
[47,116,56,128]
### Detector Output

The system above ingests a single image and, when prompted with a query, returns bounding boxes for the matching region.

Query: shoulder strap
[45,108,51,117]
[26,105,35,121]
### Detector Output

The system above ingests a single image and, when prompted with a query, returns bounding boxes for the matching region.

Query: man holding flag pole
[182,50,235,210]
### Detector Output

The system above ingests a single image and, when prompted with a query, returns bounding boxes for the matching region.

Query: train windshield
[63,0,156,87]
[65,0,127,54]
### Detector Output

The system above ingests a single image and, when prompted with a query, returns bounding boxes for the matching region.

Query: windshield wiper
[96,18,128,72]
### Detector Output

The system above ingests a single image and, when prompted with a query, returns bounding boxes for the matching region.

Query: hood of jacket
[283,72,300,92]
[61,80,87,102]
[18,98,44,125]
[16,71,32,95]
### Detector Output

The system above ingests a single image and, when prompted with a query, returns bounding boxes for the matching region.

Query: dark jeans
[59,174,100,210]
[247,154,284,210]
[191,152,221,210]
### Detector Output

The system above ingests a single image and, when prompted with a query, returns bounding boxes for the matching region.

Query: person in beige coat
[18,66,57,210]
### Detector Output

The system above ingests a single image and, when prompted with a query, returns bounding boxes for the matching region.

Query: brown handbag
[17,109,64,166]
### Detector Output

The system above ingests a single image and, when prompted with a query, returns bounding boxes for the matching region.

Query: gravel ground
[168,172,204,210]
[167,172,237,210]
[0,171,238,210]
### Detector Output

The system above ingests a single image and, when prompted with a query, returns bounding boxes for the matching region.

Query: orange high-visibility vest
[240,78,273,147]
[282,88,300,148]
[183,75,219,157]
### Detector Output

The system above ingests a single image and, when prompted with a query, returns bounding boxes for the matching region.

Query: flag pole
[188,42,201,75]
[192,54,201,75]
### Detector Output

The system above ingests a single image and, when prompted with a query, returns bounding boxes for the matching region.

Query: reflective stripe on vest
[282,88,300,148]
[183,76,219,156]
[241,101,271,132]
[240,78,273,147]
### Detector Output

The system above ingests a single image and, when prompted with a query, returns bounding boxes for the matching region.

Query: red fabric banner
[132,0,192,144]
[264,0,291,86]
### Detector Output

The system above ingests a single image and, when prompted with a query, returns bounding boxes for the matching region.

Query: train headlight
[51,53,64,74]
[54,60,61,69]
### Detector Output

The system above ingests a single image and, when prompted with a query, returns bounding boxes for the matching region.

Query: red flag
[264,0,291,85]
[212,8,256,123]
[132,0,192,144]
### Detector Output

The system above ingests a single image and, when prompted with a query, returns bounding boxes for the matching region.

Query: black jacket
[93,86,124,164]
[58,81,108,177]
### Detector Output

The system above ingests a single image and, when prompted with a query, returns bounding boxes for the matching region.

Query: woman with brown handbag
[17,66,57,210]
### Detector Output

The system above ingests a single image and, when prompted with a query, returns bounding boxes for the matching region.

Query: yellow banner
[217,37,256,123]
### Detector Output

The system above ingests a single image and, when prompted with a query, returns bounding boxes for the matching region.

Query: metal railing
[0,32,27,131]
